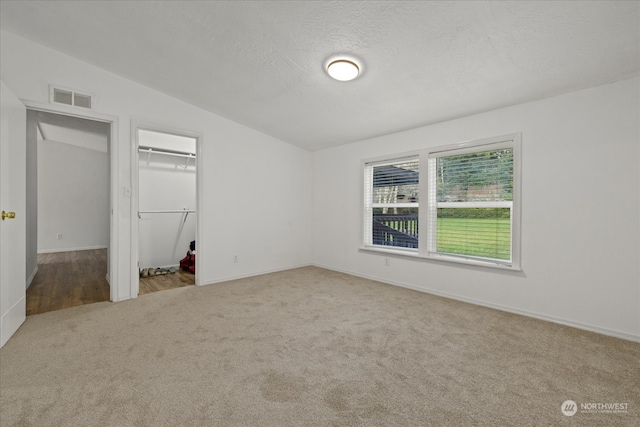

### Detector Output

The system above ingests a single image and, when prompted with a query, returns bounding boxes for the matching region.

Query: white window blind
[364,156,419,249]
[427,142,515,264]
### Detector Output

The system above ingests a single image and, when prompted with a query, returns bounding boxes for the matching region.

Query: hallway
[26,249,109,315]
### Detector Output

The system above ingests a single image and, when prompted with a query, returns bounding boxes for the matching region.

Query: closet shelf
[139,146,195,168]
[138,209,196,213]
[137,209,195,220]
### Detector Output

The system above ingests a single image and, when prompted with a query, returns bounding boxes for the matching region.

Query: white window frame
[361,133,522,271]
[363,154,420,250]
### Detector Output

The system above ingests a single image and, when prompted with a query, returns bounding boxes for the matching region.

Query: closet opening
[134,128,199,296]
[25,109,112,315]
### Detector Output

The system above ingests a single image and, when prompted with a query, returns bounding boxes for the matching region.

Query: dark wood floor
[27,249,195,315]
[27,249,110,316]
[139,268,195,295]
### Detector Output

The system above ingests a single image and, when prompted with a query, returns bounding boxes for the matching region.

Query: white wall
[1,31,313,300]
[37,138,109,252]
[138,132,196,268]
[313,77,640,341]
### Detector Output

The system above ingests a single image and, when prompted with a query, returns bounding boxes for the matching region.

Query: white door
[0,81,26,348]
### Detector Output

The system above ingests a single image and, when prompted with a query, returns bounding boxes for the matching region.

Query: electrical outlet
[384,258,390,266]
[233,255,238,263]
[56,234,63,240]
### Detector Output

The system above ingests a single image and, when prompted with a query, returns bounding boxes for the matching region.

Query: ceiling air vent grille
[50,86,93,109]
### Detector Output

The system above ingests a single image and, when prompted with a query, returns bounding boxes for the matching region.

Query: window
[364,156,419,249]
[363,134,521,270]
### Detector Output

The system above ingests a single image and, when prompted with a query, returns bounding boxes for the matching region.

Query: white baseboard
[37,245,108,254]
[312,263,640,343]
[140,264,179,270]
[26,266,39,289]
[1,296,26,348]
[201,263,312,287]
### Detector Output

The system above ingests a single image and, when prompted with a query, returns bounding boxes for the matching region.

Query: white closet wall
[138,131,196,269]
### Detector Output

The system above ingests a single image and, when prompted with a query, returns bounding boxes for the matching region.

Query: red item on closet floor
[180,252,195,273]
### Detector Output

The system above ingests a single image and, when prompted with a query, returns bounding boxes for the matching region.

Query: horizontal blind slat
[433,146,513,261]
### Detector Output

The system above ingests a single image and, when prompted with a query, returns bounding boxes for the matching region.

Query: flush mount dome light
[326,58,360,81]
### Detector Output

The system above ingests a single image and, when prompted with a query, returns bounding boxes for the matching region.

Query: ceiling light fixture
[326,58,360,82]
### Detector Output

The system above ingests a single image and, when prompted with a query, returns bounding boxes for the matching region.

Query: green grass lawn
[437,218,511,260]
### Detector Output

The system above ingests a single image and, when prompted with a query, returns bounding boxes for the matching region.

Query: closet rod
[138,147,196,159]
[138,209,196,213]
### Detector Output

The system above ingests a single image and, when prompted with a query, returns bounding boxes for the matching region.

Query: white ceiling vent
[50,85,93,109]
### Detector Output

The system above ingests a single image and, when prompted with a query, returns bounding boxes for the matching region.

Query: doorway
[134,127,199,296]
[25,109,111,315]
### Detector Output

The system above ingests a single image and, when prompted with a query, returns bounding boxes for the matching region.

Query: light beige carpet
[1,266,638,426]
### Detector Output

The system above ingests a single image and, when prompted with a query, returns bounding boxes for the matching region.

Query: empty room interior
[0,1,638,426]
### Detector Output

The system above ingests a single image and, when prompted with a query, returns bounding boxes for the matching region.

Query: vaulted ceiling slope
[36,112,110,154]
[1,1,638,151]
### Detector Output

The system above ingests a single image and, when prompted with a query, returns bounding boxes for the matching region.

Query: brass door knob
[1,211,16,220]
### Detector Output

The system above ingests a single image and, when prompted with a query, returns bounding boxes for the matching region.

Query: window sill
[359,245,420,258]
[359,245,521,272]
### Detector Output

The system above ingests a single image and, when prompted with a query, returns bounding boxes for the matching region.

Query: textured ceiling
[2,1,639,151]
